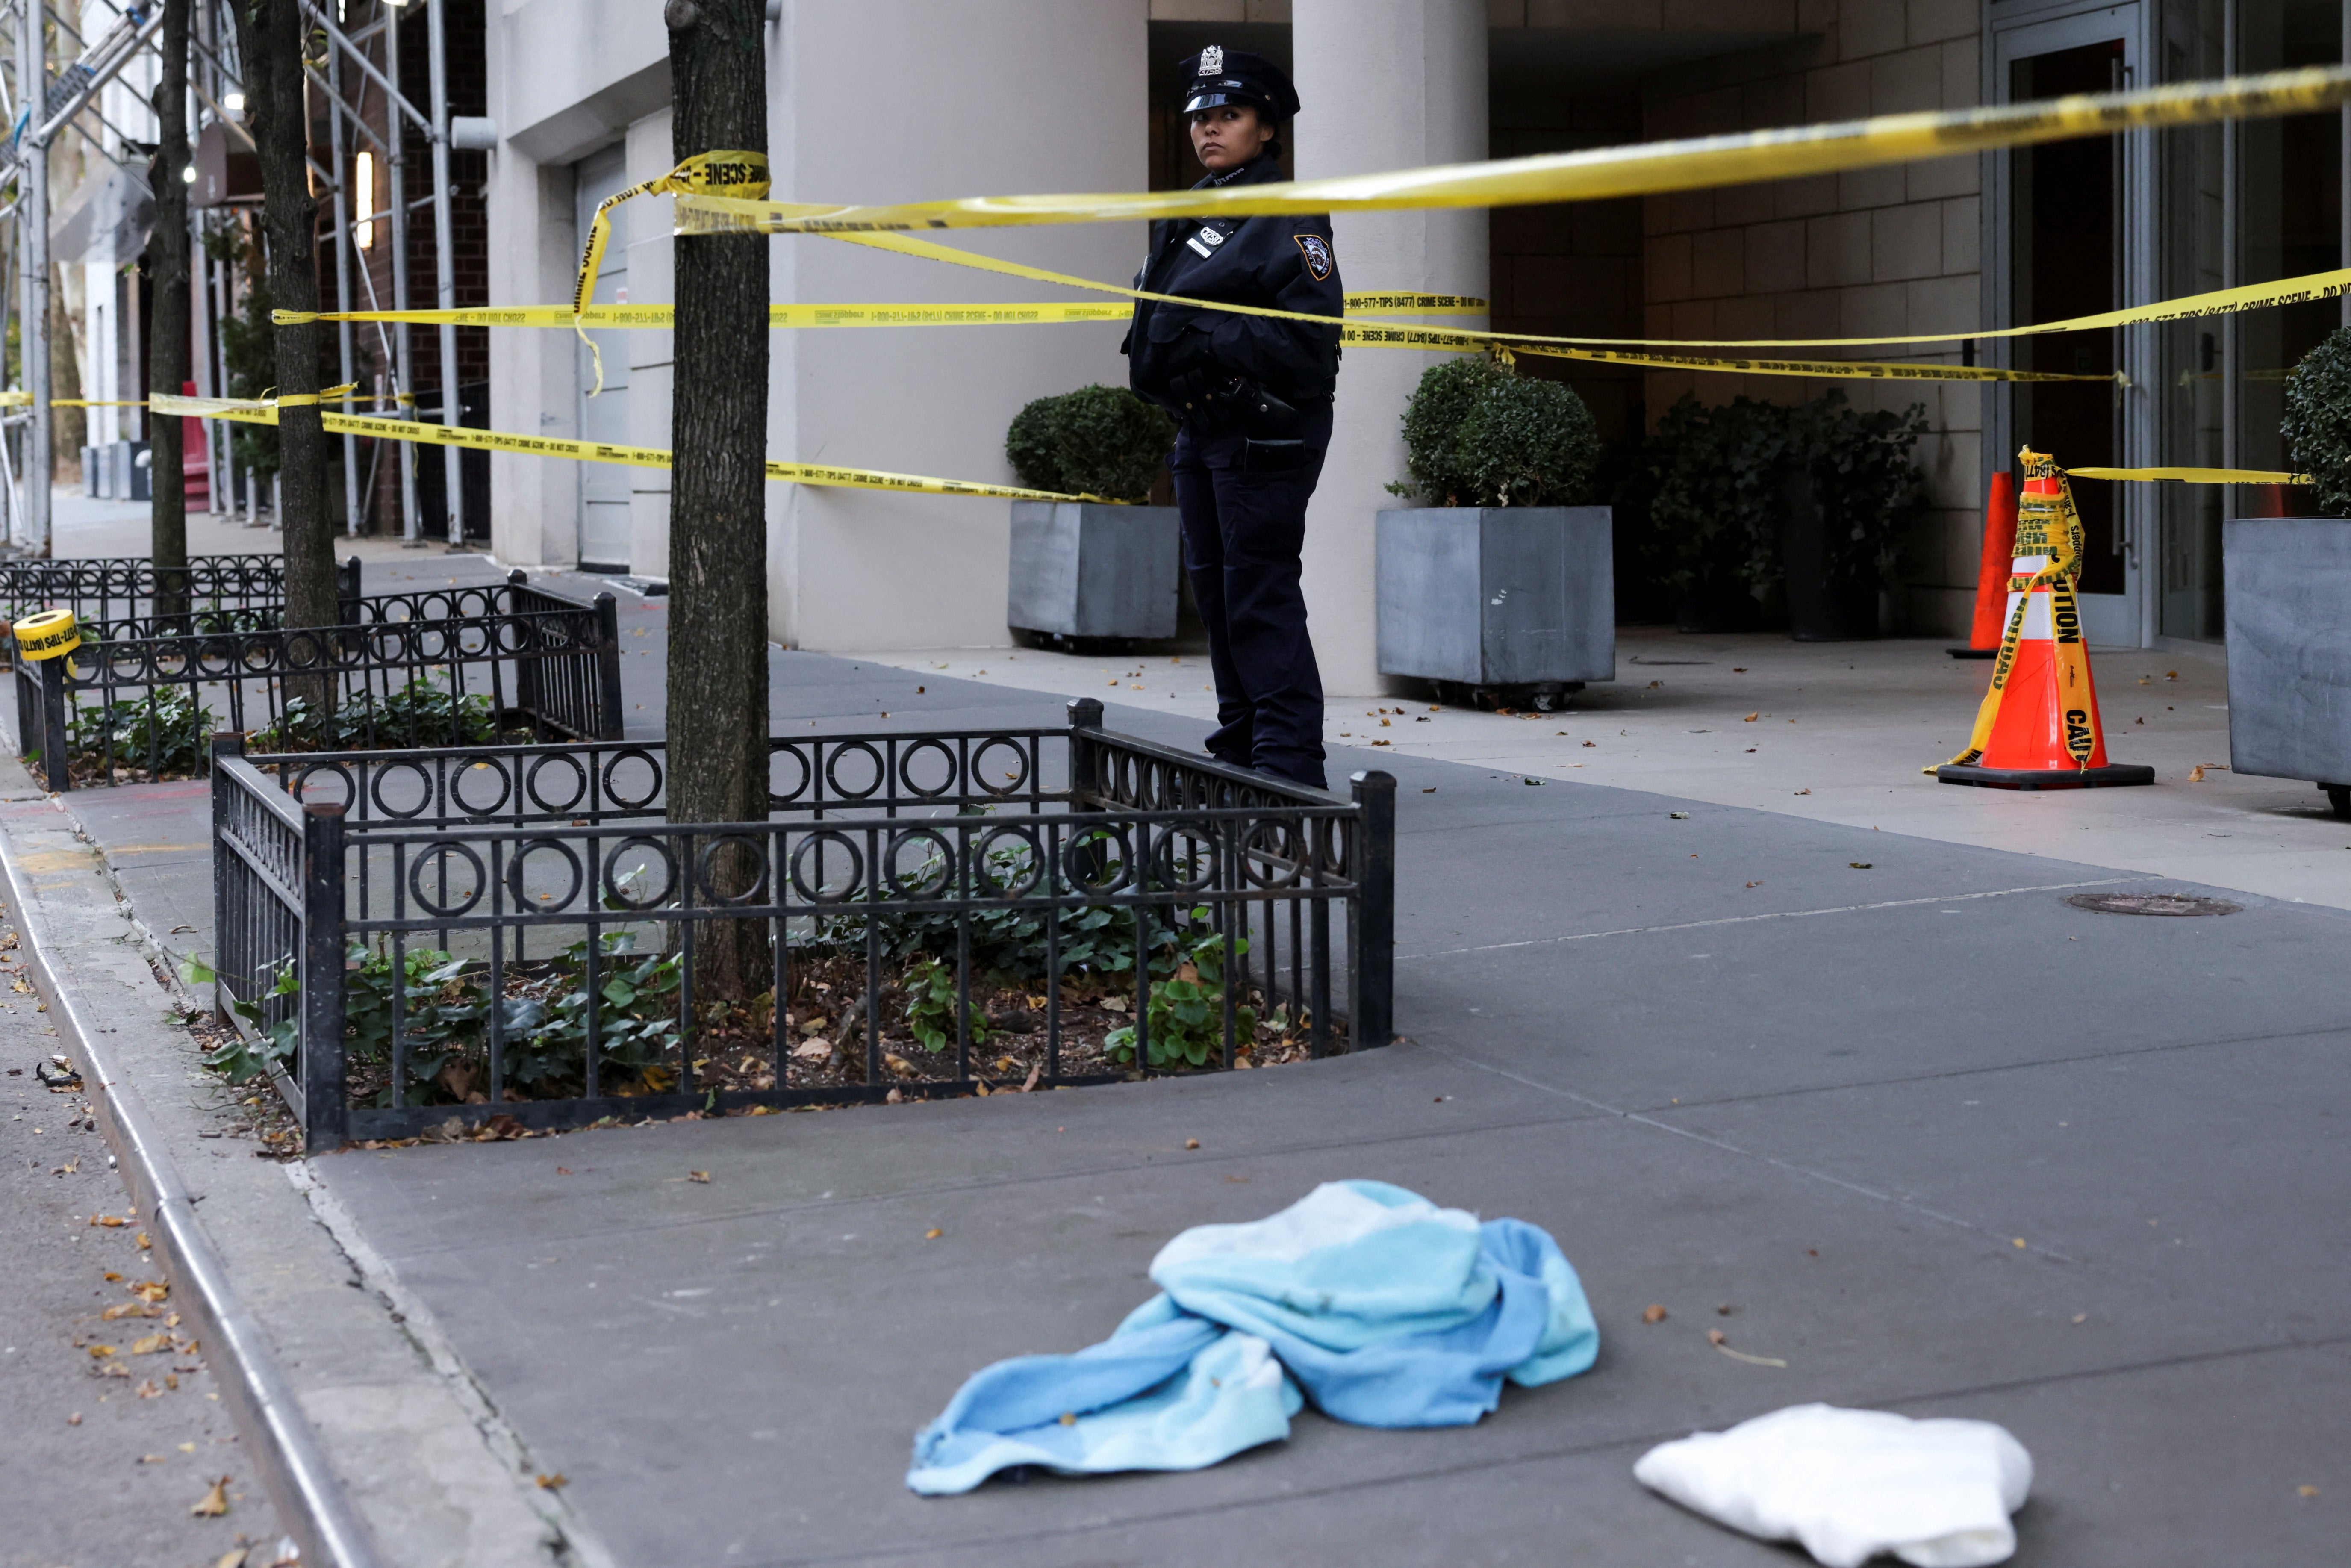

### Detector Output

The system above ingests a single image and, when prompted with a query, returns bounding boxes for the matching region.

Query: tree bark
[666,0,771,1001]
[235,0,335,631]
[147,0,190,622]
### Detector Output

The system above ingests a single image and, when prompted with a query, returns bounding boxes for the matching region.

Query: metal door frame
[1983,0,2159,648]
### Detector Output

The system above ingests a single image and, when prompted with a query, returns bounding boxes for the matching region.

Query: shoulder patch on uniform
[1294,233,1333,281]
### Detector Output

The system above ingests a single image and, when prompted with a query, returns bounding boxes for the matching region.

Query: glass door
[1992,4,2154,647]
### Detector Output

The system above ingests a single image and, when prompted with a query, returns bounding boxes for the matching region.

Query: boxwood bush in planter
[1643,391,1924,635]
[1388,355,1601,507]
[2281,325,2351,516]
[1005,384,1176,502]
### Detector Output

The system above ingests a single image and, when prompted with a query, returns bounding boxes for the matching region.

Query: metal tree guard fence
[208,699,1396,1147]
[0,554,362,657]
[10,572,622,788]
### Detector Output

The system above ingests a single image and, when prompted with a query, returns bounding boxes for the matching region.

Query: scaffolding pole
[20,0,50,556]
[386,0,417,543]
[425,0,459,548]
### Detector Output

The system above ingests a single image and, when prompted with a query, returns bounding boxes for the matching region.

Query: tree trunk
[666,0,772,1002]
[147,0,190,623]
[235,0,334,631]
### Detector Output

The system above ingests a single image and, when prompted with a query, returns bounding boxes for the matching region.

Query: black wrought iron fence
[0,554,361,658]
[12,572,622,789]
[208,700,1396,1147]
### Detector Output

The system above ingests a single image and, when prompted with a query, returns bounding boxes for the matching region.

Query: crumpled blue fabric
[907,1180,1599,1494]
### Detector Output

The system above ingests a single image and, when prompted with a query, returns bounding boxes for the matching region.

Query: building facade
[468,0,2343,679]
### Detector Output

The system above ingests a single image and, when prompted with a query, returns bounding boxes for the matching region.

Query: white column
[1291,0,1487,696]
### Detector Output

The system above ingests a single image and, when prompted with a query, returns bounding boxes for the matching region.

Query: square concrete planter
[2223,516,2351,816]
[1008,501,1181,644]
[1376,505,1615,706]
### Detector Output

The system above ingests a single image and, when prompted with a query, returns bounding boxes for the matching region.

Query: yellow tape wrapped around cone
[12,608,80,661]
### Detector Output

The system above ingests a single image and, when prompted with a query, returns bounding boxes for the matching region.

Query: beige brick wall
[1641,0,1986,635]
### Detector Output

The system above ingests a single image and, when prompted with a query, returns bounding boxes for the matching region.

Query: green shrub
[1005,384,1177,502]
[2282,326,2351,516]
[902,955,993,1054]
[1644,391,1924,600]
[1389,355,1600,508]
[253,675,516,752]
[63,688,215,777]
[1106,914,1256,1070]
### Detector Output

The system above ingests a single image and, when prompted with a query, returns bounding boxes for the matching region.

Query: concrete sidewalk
[16,548,2351,1565]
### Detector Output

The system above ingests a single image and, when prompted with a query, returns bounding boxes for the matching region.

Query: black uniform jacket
[1123,154,1344,413]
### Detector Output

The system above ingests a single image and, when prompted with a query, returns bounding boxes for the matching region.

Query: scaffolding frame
[0,0,467,554]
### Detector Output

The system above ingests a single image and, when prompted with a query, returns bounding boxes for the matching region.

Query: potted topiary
[1004,385,1181,649]
[2228,328,2351,817]
[1375,355,1613,710]
[1779,393,1925,641]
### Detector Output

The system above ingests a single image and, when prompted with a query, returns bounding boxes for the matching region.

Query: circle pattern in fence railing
[1151,824,1220,894]
[506,836,584,912]
[602,748,663,812]
[824,741,887,803]
[291,760,358,812]
[973,736,1031,797]
[789,830,866,903]
[1241,819,1307,889]
[409,840,488,917]
[1063,824,1131,895]
[367,760,436,819]
[768,743,812,805]
[601,837,678,910]
[884,827,955,899]
[975,824,1044,897]
[450,755,516,817]
[526,752,591,816]
[896,738,959,799]
[695,833,772,906]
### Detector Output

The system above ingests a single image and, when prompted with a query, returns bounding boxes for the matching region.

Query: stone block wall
[1640,0,1986,636]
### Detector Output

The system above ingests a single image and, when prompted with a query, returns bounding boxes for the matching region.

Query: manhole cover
[2065,892,2242,917]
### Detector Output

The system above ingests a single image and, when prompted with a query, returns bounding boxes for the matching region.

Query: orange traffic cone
[1933,449,2153,790]
[1947,468,2017,659]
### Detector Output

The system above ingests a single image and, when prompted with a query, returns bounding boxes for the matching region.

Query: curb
[0,794,385,1568]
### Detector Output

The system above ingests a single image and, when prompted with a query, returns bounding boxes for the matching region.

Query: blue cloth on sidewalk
[907,1181,1599,1495]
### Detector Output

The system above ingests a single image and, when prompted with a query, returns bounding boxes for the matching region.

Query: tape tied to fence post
[12,608,80,662]
[574,149,772,396]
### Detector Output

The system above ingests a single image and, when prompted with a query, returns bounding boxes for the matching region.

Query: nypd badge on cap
[1178,46,1302,119]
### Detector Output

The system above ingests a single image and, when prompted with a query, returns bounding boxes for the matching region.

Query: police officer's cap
[1178,45,1301,121]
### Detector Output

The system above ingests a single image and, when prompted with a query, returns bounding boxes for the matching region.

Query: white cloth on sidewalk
[1634,1403,2033,1568]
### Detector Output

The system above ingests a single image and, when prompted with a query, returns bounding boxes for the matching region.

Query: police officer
[1124,46,1343,790]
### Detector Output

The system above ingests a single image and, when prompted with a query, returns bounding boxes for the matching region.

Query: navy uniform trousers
[1169,399,1332,789]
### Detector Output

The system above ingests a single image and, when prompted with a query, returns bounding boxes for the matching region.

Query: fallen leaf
[924,1228,944,1240]
[791,1038,832,1060]
[1641,1304,1668,1324]
[1794,787,1811,796]
[87,1344,117,1359]
[687,1170,711,1185]
[136,1379,165,1398]
[191,1475,231,1516]
[2188,764,2206,782]
[131,1334,170,1355]
[2012,1237,2026,1249]
[1717,1304,1734,1315]
[1184,1138,1200,1150]
[536,1473,567,1490]
[100,1302,153,1320]
[132,1281,168,1301]
[1669,811,1690,820]
[1707,1329,1788,1368]
[555,1167,572,1176]
[213,1550,250,1568]
[1020,1065,1042,1093]
[2299,1485,2319,1499]
[2071,1312,2088,1324]
[1848,862,1873,869]
[1743,712,1759,722]
[135,1232,151,1250]
[883,1053,917,1079]
[65,1412,81,1425]
[885,1088,904,1104]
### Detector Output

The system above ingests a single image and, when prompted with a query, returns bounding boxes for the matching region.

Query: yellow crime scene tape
[147,392,1117,504]
[276,292,1482,330]
[10,608,79,662]
[670,67,2351,235]
[2069,466,2306,483]
[1937,449,2102,774]
[572,150,775,392]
